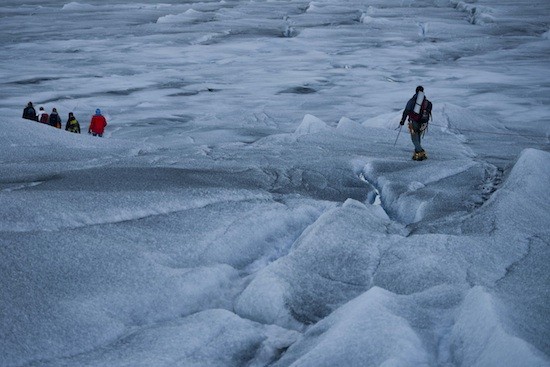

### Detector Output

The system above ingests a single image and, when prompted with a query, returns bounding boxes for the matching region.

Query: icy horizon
[1,1,549,366]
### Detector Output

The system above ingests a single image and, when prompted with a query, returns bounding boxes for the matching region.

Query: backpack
[50,113,61,128]
[409,97,432,124]
[40,113,49,124]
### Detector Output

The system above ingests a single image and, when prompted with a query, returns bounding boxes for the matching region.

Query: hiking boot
[412,151,428,161]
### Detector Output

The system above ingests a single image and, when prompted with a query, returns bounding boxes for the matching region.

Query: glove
[399,120,405,126]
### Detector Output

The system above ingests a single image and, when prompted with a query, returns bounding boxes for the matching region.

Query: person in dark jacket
[22,102,37,121]
[88,109,107,137]
[49,108,62,128]
[65,112,81,133]
[399,86,432,161]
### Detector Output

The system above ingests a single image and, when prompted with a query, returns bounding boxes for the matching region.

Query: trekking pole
[393,125,403,146]
[422,114,432,138]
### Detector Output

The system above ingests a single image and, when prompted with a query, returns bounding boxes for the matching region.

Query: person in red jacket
[88,109,107,137]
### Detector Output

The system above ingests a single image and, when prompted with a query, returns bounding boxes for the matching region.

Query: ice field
[1,0,549,366]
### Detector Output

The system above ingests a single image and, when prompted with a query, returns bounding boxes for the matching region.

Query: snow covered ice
[1,0,549,366]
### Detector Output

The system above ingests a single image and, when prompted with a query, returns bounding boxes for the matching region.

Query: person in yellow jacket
[65,112,81,133]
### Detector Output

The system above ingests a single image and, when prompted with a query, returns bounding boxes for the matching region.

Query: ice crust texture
[0,0,549,366]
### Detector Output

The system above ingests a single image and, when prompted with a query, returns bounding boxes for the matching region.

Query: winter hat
[416,85,424,93]
[95,109,101,115]
[52,108,57,113]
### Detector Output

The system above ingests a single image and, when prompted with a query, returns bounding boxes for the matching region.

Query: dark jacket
[401,93,432,123]
[23,106,37,121]
[49,112,61,128]
[401,94,419,122]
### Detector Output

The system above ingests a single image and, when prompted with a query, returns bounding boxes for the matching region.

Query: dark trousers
[409,121,424,153]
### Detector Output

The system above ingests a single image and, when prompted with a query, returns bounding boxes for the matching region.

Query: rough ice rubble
[3,116,548,367]
[235,198,400,329]
[236,119,550,365]
[2,121,352,367]
[1,0,549,365]
[461,148,550,357]
[452,147,550,258]
[274,285,549,367]
[359,103,514,225]
[361,158,490,225]
[272,287,432,367]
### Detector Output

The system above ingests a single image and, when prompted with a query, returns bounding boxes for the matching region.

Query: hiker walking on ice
[88,109,107,137]
[400,86,432,161]
[22,102,37,121]
[49,108,62,129]
[37,107,49,124]
[65,112,81,134]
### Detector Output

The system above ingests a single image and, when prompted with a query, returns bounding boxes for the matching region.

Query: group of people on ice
[22,102,108,137]
[22,86,432,160]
